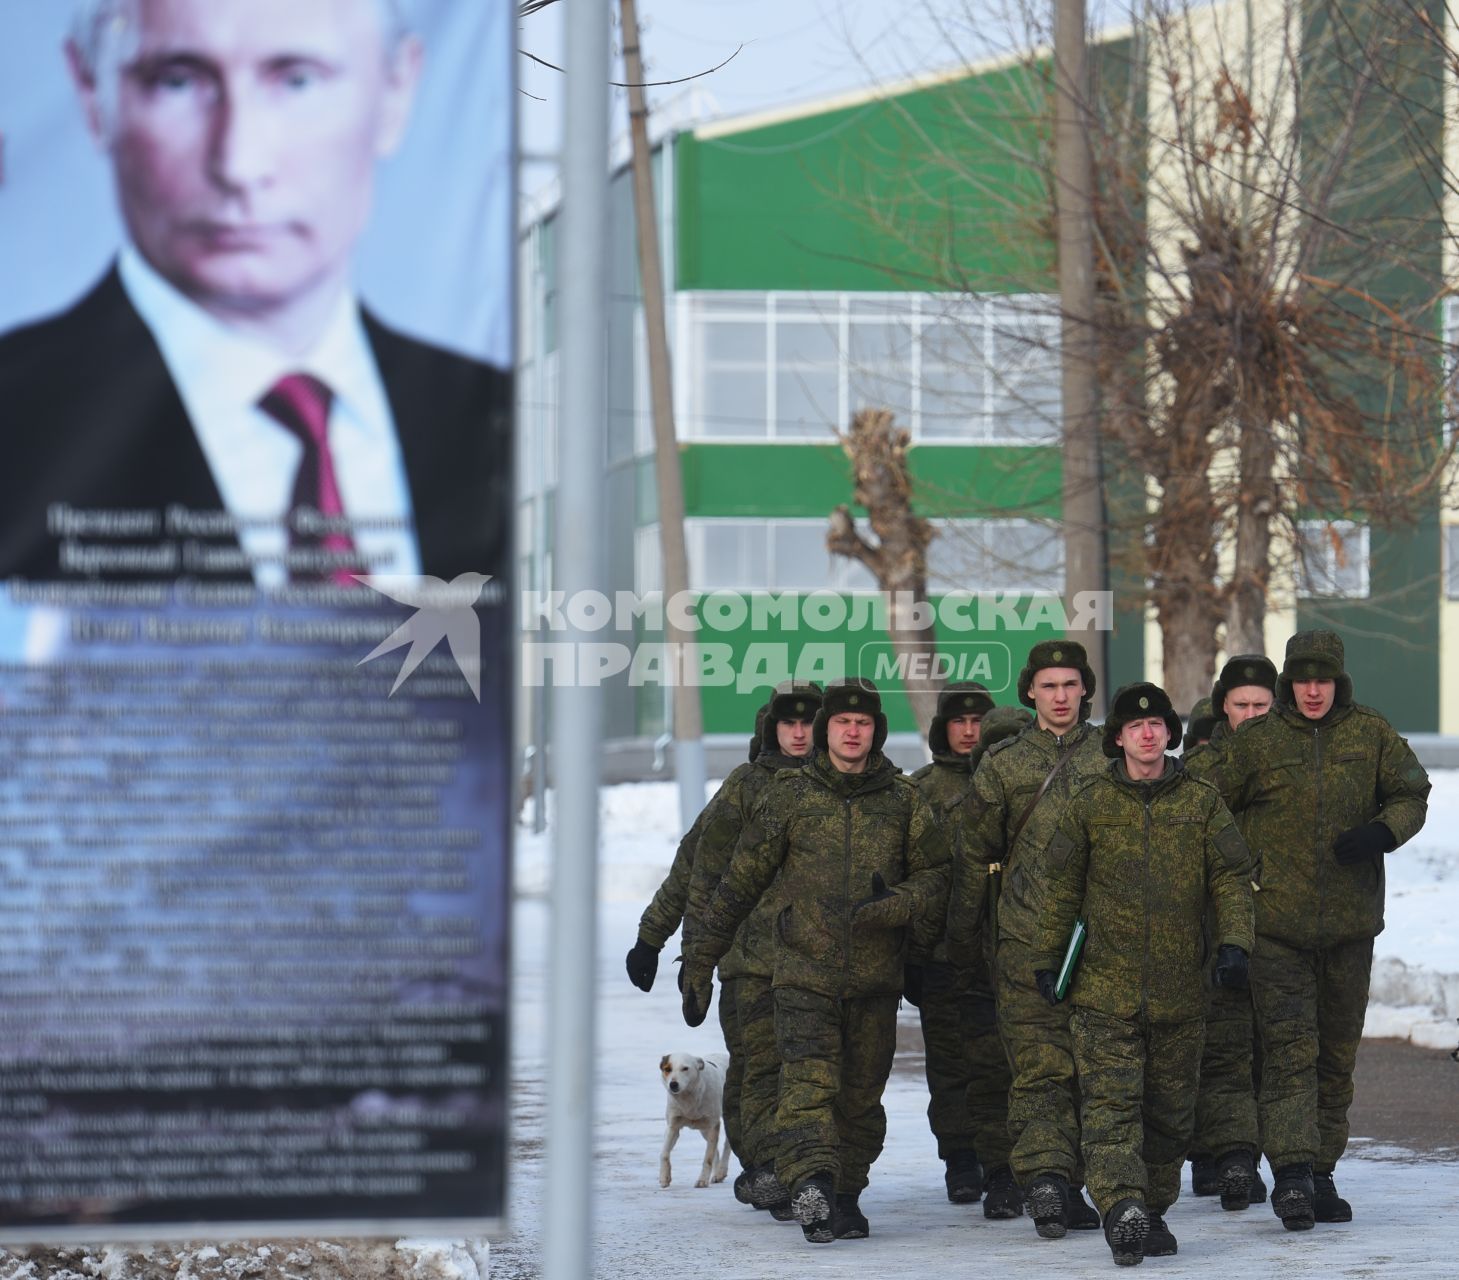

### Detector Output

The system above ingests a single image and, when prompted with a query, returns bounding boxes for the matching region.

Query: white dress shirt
[118,247,421,589]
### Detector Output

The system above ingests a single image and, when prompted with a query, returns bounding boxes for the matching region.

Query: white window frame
[1297,519,1370,599]
[673,291,1061,446]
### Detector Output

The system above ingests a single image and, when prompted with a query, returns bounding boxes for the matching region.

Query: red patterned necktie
[259,372,362,586]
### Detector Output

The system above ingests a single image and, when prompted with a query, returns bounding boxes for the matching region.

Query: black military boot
[733,1165,757,1205]
[1026,1172,1070,1239]
[749,1167,789,1211]
[1216,1148,1254,1211]
[767,1197,797,1222]
[1104,1197,1150,1266]
[791,1171,836,1243]
[832,1192,870,1239]
[1271,1162,1315,1231]
[1313,1171,1353,1223]
[983,1164,1025,1219]
[1143,1211,1177,1256]
[1189,1153,1219,1196]
[944,1149,984,1204]
[1068,1184,1101,1230]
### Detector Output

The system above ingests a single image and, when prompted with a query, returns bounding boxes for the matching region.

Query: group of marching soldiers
[625,630,1430,1266]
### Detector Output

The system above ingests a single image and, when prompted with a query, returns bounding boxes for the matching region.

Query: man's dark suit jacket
[0,268,511,583]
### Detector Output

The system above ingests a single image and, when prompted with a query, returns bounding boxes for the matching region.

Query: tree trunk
[1225,414,1278,655]
[826,409,939,740]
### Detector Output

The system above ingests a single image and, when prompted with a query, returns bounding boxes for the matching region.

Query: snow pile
[0,1241,488,1280]
[520,773,1459,1048]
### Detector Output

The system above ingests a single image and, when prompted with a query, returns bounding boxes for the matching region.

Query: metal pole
[1055,0,1108,716]
[619,0,706,830]
[543,0,609,1273]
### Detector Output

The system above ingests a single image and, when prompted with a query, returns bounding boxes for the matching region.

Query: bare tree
[820,0,1454,709]
[826,408,940,737]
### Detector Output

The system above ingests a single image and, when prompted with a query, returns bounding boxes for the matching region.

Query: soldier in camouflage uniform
[1185,655,1277,1209]
[683,682,822,1217]
[946,639,1107,1240]
[626,712,765,992]
[908,681,1008,1206]
[1033,682,1255,1265]
[1187,632,1429,1231]
[683,678,950,1244]
[1182,697,1218,753]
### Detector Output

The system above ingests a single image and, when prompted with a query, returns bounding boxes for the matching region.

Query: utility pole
[619,0,706,830]
[1054,0,1108,713]
[543,0,609,1274]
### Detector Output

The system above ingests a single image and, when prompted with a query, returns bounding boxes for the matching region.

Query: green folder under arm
[1054,918,1087,1001]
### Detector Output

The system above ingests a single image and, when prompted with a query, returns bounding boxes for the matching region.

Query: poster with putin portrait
[0,0,514,1240]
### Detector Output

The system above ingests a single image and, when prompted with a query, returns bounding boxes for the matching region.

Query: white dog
[659,1052,730,1188]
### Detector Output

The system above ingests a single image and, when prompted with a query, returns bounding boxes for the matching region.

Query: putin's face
[71,0,420,328]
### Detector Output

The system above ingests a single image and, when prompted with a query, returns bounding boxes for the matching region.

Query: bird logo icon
[354,572,493,700]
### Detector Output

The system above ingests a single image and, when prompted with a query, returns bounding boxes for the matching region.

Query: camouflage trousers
[773,987,899,1195]
[1071,1007,1205,1216]
[717,976,746,1162]
[1250,933,1373,1172]
[996,935,1083,1186]
[734,975,781,1170]
[917,960,977,1159]
[1191,977,1261,1159]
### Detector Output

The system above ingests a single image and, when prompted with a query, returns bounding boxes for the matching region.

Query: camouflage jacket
[692,750,951,999]
[1185,701,1430,948]
[635,797,717,949]
[685,749,808,980]
[946,721,1107,974]
[911,748,980,966]
[1031,758,1255,1023]
[1179,718,1228,771]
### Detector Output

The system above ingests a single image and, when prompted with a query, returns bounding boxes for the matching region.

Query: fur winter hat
[1277,630,1352,709]
[759,682,823,754]
[1182,696,1219,752]
[1102,682,1182,759]
[979,704,1032,751]
[1211,653,1278,720]
[813,677,888,753]
[1016,639,1096,721]
[927,681,995,755]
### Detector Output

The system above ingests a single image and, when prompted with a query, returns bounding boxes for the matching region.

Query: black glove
[1333,822,1396,865]
[625,939,660,992]
[852,872,913,929]
[1212,943,1250,991]
[1035,969,1059,1006]
[681,963,713,1028]
[903,964,925,1009]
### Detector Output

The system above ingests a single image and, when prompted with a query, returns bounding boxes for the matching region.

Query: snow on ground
[515,771,1459,1046]
[496,772,1459,1277]
[501,901,1459,1278]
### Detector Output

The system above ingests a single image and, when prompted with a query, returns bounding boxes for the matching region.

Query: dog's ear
[696,1057,705,1072]
[660,1054,670,1073]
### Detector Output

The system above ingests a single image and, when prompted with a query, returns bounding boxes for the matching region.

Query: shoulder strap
[1008,746,1075,849]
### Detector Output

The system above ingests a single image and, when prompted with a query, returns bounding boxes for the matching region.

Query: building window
[637,518,1064,596]
[1444,295,1459,444]
[1445,525,1459,600]
[679,292,1061,444]
[927,518,1065,595]
[1298,520,1369,599]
